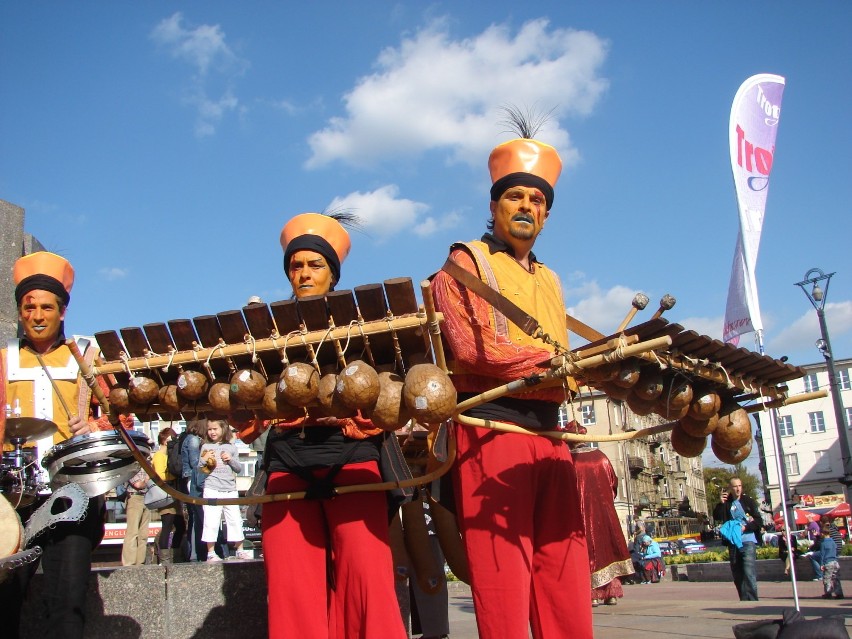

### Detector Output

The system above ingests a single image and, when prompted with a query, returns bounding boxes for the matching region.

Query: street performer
[431,125,593,638]
[1,251,130,639]
[259,213,407,639]
[571,442,634,606]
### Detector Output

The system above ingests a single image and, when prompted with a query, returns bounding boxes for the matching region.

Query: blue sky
[2,2,850,472]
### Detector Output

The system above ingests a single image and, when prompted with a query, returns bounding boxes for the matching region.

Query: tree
[703,464,761,521]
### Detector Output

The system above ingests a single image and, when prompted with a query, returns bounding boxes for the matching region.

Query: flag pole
[724,74,797,608]
[754,329,800,610]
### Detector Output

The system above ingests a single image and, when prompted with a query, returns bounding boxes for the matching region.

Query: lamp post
[795,268,852,498]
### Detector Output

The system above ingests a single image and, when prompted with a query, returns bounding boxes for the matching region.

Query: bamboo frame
[92,314,437,377]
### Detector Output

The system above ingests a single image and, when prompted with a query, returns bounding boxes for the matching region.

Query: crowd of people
[2,122,847,639]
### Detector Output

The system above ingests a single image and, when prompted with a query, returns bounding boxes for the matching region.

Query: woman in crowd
[151,427,186,564]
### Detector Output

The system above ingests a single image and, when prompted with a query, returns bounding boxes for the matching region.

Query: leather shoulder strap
[440,256,540,337]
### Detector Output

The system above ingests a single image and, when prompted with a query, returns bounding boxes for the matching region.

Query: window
[557,403,573,428]
[839,368,851,391]
[803,373,820,393]
[808,412,826,433]
[784,453,800,476]
[581,405,596,426]
[814,451,831,473]
[846,407,852,429]
[778,415,794,437]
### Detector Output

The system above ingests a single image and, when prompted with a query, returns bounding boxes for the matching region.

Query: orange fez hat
[279,213,352,284]
[488,138,562,210]
[13,251,75,305]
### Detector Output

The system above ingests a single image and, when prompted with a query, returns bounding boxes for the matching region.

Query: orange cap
[279,213,351,264]
[13,251,75,293]
[488,138,562,188]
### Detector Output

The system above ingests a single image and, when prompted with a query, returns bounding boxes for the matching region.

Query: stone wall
[21,560,415,639]
[22,562,269,639]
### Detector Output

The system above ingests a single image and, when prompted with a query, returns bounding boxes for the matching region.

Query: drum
[1,449,40,509]
[0,496,23,559]
[41,430,152,497]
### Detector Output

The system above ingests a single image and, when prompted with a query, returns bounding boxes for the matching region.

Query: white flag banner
[723,74,786,345]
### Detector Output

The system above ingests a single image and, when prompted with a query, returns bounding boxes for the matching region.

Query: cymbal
[4,417,58,442]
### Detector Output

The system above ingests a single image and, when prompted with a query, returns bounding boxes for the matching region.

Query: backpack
[167,431,189,478]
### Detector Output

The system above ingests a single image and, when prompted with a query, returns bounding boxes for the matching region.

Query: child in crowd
[817,523,844,599]
[200,417,251,561]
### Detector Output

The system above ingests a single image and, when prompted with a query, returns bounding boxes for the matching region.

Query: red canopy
[826,502,851,518]
[773,508,821,526]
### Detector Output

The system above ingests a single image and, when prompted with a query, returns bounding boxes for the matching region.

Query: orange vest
[447,241,574,396]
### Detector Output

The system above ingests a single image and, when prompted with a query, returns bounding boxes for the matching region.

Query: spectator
[629,526,646,584]
[816,523,844,599]
[120,467,150,566]
[777,526,799,577]
[803,534,824,581]
[821,515,844,549]
[713,477,761,601]
[806,518,820,541]
[199,418,250,561]
[639,535,663,584]
[181,417,208,562]
[152,428,186,564]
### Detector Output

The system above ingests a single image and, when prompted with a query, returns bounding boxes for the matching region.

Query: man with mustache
[1,251,128,639]
[431,129,593,638]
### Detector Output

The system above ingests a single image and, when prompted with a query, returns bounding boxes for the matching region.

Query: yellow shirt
[2,338,95,444]
[152,447,174,482]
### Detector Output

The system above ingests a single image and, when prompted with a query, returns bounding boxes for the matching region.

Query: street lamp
[795,268,852,496]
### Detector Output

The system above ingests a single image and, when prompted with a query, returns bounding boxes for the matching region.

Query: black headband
[15,274,70,307]
[283,234,341,287]
[490,172,555,211]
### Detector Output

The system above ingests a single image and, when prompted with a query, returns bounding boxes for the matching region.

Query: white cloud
[99,267,128,281]
[414,211,462,237]
[565,279,638,338]
[151,12,248,137]
[327,185,453,241]
[306,18,608,169]
[675,315,724,342]
[768,301,852,355]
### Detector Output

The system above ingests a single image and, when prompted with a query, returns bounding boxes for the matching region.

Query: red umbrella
[802,510,822,523]
[826,502,851,518]
[773,509,812,526]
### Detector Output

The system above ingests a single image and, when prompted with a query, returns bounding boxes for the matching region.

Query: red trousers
[262,462,406,639]
[453,423,593,639]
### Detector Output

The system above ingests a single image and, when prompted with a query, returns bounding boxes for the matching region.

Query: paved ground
[443,579,851,638]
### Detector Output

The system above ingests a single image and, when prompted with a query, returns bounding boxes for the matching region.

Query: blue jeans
[808,554,824,579]
[729,541,758,601]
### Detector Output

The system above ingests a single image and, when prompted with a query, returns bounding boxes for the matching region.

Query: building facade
[762,357,852,510]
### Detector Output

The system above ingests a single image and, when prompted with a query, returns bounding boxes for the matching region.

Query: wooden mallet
[615,293,649,333]
[650,294,677,320]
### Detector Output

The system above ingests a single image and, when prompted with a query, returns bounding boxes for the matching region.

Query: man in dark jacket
[713,477,762,600]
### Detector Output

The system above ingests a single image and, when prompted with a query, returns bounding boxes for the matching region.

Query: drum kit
[0,416,152,577]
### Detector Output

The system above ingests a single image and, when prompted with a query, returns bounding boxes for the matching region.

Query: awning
[773,508,822,526]
[826,502,851,518]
